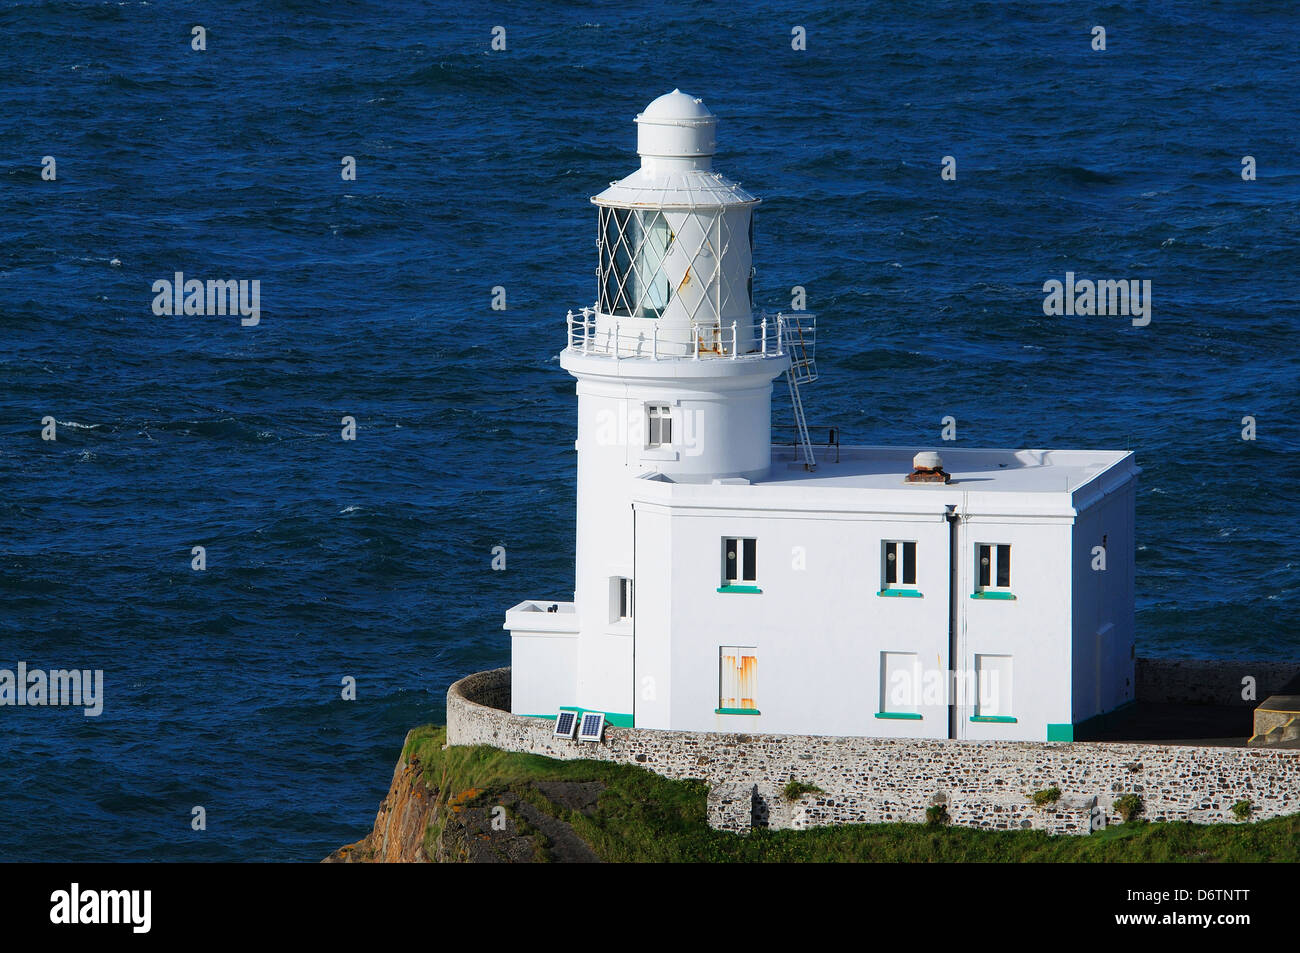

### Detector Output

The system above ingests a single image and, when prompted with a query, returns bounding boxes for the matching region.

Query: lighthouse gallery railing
[565,307,815,362]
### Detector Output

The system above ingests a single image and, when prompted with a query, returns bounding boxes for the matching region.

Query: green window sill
[875,711,922,720]
[716,707,761,715]
[717,585,762,594]
[970,591,1017,600]
[877,589,922,598]
[970,715,1018,723]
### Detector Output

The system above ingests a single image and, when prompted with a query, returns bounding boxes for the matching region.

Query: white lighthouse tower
[506,90,796,725]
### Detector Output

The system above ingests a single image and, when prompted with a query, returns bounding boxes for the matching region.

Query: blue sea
[1,1,1296,861]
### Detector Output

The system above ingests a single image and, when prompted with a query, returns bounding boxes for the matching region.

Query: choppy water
[1,1,1297,860]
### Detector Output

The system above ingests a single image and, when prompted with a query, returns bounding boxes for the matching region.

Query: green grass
[1114,793,1144,822]
[404,725,1300,863]
[925,804,950,826]
[782,780,824,802]
[1030,786,1062,807]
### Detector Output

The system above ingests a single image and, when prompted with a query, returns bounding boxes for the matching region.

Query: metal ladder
[780,313,817,471]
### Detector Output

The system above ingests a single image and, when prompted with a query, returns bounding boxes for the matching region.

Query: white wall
[510,633,578,717]
[635,502,954,737]
[955,515,1075,741]
[561,355,785,720]
[630,492,1111,742]
[1070,479,1138,725]
[632,506,674,727]
[570,365,782,483]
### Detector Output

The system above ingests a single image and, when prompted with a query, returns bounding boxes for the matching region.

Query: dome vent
[906,451,950,484]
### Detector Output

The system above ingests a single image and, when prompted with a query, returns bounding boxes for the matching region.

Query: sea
[0,0,1296,861]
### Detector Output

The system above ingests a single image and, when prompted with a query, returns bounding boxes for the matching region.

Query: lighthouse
[506,90,793,724]
[562,90,795,721]
[505,91,1139,744]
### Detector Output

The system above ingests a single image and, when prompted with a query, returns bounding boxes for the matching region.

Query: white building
[505,90,1139,744]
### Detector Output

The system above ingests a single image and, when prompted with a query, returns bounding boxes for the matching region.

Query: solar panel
[553,710,578,739]
[578,712,605,742]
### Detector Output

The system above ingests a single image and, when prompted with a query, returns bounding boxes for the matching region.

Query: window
[877,652,922,719]
[618,577,632,620]
[974,543,1013,598]
[646,404,672,449]
[720,537,758,591]
[973,654,1015,722]
[881,540,918,592]
[609,576,633,623]
[598,207,673,318]
[718,647,758,714]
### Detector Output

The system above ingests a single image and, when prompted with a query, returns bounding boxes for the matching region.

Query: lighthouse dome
[635,88,717,159]
[639,88,714,121]
[595,89,751,208]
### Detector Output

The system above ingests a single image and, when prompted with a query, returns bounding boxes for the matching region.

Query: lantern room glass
[598,208,673,318]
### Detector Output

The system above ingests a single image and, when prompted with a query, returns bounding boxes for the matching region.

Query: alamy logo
[594,407,704,456]
[151,271,261,326]
[50,883,151,933]
[0,662,103,717]
[1042,271,1151,326]
[887,665,1004,708]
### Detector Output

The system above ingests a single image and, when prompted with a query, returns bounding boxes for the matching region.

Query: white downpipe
[730,321,737,359]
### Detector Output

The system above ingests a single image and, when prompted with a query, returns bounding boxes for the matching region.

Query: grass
[782,780,824,801]
[1030,786,1062,807]
[925,804,950,826]
[403,725,1300,863]
[1114,793,1144,822]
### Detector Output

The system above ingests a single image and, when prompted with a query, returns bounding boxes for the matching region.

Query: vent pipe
[906,450,950,484]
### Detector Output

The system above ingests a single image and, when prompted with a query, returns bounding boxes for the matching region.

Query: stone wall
[1136,657,1298,706]
[447,664,1300,835]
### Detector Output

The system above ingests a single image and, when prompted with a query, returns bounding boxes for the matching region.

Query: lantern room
[580,90,762,358]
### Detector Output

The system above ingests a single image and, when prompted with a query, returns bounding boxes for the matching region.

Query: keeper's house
[504,90,1139,744]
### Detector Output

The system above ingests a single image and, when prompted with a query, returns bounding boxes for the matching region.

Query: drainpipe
[945,504,960,740]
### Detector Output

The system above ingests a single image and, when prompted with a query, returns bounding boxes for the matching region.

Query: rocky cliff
[325,730,440,862]
[323,727,604,863]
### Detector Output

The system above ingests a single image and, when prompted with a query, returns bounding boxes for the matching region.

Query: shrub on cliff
[1114,794,1144,822]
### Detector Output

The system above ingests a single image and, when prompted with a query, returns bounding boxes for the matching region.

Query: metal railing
[774,424,841,464]
[565,307,813,361]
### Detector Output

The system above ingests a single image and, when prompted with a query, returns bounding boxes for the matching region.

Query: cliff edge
[323,726,604,863]
[324,729,440,863]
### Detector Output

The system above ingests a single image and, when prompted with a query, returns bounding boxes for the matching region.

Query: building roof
[590,166,756,209]
[634,445,1139,519]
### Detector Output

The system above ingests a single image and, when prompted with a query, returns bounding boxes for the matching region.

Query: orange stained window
[720,647,758,710]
